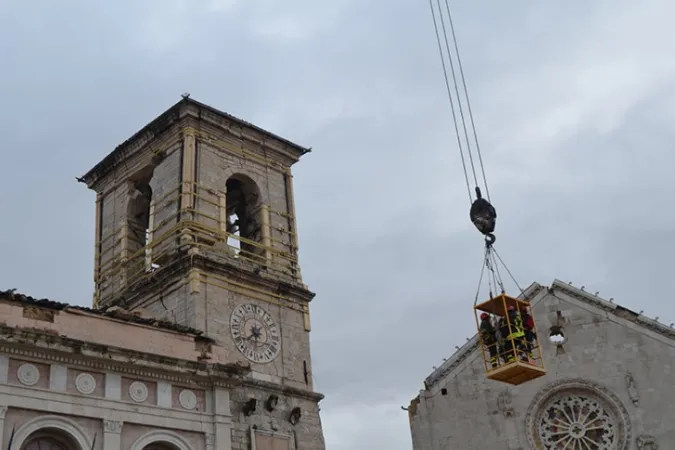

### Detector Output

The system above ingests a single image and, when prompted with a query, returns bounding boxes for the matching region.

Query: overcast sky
[2,0,675,449]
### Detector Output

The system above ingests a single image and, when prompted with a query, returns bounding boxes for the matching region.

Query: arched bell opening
[474,294,547,385]
[126,165,160,280]
[225,174,265,262]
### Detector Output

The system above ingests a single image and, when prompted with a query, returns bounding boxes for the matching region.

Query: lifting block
[487,361,546,385]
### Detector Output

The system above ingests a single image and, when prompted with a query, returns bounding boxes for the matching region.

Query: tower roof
[79,96,312,189]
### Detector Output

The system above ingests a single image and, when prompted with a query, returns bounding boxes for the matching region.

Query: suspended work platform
[474,294,546,385]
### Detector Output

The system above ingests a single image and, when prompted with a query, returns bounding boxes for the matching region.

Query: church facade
[1,97,326,450]
[408,279,674,449]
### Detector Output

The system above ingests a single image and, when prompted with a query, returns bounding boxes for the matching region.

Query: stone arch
[11,415,92,450]
[525,378,631,450]
[125,165,157,277]
[130,430,193,450]
[225,172,265,259]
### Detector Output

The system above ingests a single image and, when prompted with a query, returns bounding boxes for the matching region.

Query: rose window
[538,395,616,449]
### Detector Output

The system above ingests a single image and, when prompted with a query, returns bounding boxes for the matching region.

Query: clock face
[230,303,281,364]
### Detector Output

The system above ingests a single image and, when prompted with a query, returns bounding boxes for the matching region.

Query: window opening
[127,166,159,278]
[549,326,566,345]
[225,176,263,260]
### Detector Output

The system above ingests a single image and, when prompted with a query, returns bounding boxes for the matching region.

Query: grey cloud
[2,1,675,449]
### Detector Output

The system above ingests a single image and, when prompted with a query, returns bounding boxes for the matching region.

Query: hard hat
[507,305,515,311]
[480,312,489,320]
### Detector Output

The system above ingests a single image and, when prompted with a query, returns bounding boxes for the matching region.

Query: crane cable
[428,2,528,303]
[427,0,490,204]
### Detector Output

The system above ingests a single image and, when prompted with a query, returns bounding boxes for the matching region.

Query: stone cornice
[197,254,315,302]
[80,97,311,189]
[109,251,315,311]
[0,326,249,387]
[183,98,310,159]
[550,279,675,340]
[241,378,324,403]
[185,110,303,169]
[80,106,183,189]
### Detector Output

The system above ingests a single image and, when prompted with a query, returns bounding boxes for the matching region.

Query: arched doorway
[12,416,91,450]
[21,432,76,450]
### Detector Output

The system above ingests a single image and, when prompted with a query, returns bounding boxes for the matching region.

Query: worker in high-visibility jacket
[520,306,536,361]
[499,305,525,363]
[479,313,499,368]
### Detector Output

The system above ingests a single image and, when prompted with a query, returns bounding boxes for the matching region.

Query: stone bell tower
[80,96,325,449]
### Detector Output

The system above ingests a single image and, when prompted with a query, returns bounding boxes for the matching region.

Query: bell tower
[80,97,325,449]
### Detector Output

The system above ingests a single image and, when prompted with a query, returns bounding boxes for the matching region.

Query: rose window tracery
[538,395,616,449]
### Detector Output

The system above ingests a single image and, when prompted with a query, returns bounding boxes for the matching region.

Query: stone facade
[409,279,674,450]
[2,97,325,450]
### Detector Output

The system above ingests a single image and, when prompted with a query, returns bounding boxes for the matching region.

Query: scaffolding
[474,294,546,385]
[94,180,300,307]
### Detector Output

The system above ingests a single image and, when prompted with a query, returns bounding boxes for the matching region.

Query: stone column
[180,129,197,247]
[261,205,272,264]
[103,420,122,450]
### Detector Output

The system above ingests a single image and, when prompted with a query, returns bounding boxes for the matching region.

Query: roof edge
[0,288,206,337]
[79,96,312,188]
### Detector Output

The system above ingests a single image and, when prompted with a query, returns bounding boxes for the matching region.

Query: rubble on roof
[0,289,207,338]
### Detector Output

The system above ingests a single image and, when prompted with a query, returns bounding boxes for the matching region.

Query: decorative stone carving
[205,433,215,447]
[0,342,240,390]
[129,381,149,402]
[17,363,40,386]
[0,406,7,419]
[636,435,658,449]
[625,372,639,406]
[497,389,514,417]
[103,420,123,434]
[75,373,97,395]
[179,389,198,410]
[525,378,631,450]
[539,395,615,448]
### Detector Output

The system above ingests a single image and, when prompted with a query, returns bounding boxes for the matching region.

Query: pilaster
[0,406,7,446]
[103,420,122,450]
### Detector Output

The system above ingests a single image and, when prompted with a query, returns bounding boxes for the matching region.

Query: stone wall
[0,351,218,450]
[0,347,323,450]
[96,130,183,306]
[230,385,325,450]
